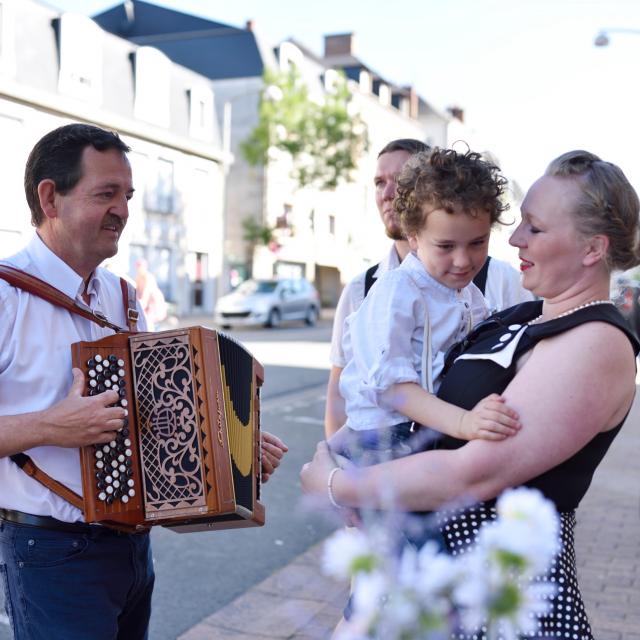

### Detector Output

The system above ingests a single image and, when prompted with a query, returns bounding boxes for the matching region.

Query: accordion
[70,326,264,533]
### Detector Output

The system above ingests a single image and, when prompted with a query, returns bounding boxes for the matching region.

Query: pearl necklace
[527,300,614,326]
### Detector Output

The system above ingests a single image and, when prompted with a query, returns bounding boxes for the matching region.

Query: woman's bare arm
[305,322,636,511]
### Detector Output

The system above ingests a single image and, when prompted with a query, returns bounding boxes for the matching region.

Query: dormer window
[188,85,214,141]
[134,46,171,127]
[57,13,103,103]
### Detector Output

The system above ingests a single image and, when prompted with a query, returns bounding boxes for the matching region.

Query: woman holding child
[301,148,640,638]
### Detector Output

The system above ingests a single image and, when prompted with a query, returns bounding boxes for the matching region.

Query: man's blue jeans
[0,519,154,640]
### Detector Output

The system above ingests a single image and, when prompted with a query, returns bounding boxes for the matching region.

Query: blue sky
[43,0,640,192]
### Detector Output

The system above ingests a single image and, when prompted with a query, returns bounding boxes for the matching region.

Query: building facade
[0,0,226,316]
[94,2,450,306]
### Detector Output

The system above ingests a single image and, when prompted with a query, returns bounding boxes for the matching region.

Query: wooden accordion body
[71,327,264,533]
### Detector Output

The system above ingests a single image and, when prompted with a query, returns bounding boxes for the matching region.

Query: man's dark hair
[25,123,131,227]
[377,138,430,158]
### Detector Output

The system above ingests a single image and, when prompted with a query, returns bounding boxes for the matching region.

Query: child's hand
[459,393,521,441]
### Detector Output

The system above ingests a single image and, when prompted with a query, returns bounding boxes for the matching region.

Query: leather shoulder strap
[10,453,84,511]
[0,264,125,333]
[120,278,139,333]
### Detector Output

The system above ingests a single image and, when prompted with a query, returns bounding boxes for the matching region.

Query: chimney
[406,86,419,119]
[245,19,255,32]
[447,106,464,122]
[324,33,355,57]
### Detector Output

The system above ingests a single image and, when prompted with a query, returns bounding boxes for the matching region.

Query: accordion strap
[120,278,139,333]
[9,453,84,511]
[0,264,127,333]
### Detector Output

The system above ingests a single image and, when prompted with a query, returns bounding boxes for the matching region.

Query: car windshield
[236,280,278,295]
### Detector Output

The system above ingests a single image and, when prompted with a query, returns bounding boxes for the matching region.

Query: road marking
[283,415,324,425]
[0,613,9,626]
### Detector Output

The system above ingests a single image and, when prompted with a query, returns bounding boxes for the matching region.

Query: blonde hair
[546,150,640,271]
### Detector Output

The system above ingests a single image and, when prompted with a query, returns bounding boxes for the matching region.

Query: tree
[241,67,368,190]
[241,217,275,277]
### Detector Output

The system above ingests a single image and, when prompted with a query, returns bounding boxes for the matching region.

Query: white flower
[497,488,559,540]
[322,528,376,580]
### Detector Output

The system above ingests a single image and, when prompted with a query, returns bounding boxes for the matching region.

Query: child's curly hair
[394,148,509,237]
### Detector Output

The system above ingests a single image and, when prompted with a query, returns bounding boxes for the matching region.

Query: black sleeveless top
[436,301,640,511]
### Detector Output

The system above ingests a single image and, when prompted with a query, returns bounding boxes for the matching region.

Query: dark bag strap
[0,264,127,333]
[364,262,379,298]
[472,256,491,295]
[0,264,139,512]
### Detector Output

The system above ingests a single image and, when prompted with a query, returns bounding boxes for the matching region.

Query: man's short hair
[377,138,430,158]
[25,123,131,227]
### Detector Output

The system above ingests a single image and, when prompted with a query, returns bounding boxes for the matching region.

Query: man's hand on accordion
[39,368,128,448]
[260,431,288,483]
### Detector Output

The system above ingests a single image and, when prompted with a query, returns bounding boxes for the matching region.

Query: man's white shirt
[0,234,146,522]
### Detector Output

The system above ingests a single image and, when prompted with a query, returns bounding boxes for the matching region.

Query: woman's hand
[459,393,521,441]
[261,431,288,483]
[300,441,337,500]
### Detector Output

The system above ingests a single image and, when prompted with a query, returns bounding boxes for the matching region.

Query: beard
[385,222,405,241]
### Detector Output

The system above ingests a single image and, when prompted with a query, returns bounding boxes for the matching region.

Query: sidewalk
[179,397,640,640]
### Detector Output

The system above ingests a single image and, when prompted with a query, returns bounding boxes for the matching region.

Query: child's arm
[380,382,520,441]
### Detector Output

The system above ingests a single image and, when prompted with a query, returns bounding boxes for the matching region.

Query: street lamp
[594,27,640,47]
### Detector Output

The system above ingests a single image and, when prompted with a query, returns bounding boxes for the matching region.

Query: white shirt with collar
[0,234,146,522]
[339,252,488,431]
[329,244,401,368]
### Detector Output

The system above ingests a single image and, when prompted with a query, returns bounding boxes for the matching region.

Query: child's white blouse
[340,252,488,431]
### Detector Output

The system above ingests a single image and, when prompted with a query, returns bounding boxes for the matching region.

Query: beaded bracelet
[327,466,342,509]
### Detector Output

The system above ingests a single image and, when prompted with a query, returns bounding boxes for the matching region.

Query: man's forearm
[0,412,47,458]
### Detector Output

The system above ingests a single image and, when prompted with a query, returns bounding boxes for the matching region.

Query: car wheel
[304,306,318,326]
[266,308,281,328]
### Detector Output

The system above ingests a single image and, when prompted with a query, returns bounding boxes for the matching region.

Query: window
[188,85,214,141]
[134,46,171,127]
[144,158,174,214]
[57,13,103,103]
[328,214,336,235]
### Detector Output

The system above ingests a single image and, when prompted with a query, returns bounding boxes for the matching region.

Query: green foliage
[241,217,274,246]
[241,67,368,190]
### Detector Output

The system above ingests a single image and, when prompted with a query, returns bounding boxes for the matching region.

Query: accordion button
[119,465,127,472]
[102,445,110,453]
[118,369,125,377]
[121,495,129,504]
[106,496,113,505]
[122,428,129,437]
[97,385,106,393]
[119,388,126,398]
[87,359,96,368]
[95,451,103,459]
[89,380,97,388]
[104,380,112,388]
[106,486,114,494]
[96,364,103,373]
[98,492,107,501]
[95,461,104,470]
[124,439,131,447]
[125,449,132,457]
[105,476,112,484]
[88,370,97,379]
[94,354,103,363]
[127,479,135,487]
[111,375,118,383]
[118,455,125,463]
[117,359,125,367]
[111,461,118,469]
[128,489,135,497]
[121,400,128,408]
[109,440,117,448]
[108,355,117,364]
[113,480,120,488]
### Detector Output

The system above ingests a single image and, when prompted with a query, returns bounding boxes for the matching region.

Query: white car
[214,278,320,329]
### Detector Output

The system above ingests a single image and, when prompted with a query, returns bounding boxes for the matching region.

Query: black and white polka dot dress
[437,506,591,639]
[432,301,640,640]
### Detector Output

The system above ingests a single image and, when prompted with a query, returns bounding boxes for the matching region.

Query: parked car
[214,278,320,329]
[612,277,640,339]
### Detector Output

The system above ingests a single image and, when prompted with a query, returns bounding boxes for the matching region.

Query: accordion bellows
[71,327,264,533]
